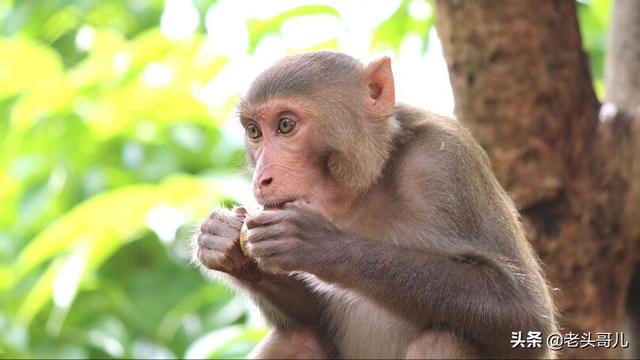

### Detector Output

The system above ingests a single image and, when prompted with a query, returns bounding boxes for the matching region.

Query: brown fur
[195,51,558,359]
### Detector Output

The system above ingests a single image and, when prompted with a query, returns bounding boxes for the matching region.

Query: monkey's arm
[196,208,328,330]
[215,258,326,328]
[309,237,551,358]
[247,205,550,357]
[237,270,327,328]
[246,142,554,358]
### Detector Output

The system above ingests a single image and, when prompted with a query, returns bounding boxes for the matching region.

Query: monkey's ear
[364,56,395,117]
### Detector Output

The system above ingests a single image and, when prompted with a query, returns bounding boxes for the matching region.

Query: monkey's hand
[244,201,344,274]
[195,207,262,282]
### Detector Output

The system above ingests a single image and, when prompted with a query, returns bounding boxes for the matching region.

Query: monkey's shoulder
[384,105,509,226]
[391,104,492,176]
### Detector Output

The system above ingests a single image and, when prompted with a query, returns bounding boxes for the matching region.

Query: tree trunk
[434,1,640,358]
[605,0,640,112]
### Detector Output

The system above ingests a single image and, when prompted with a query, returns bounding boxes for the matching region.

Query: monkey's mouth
[261,198,296,210]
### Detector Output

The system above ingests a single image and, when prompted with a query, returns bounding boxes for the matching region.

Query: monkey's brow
[235,97,252,117]
[235,109,255,123]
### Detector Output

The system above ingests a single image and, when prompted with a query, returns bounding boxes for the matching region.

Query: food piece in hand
[239,221,250,256]
[238,205,262,256]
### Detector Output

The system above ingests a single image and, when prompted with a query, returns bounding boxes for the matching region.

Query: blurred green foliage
[0,0,610,358]
[578,0,612,99]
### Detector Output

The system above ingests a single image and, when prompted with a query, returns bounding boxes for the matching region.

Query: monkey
[194,51,557,359]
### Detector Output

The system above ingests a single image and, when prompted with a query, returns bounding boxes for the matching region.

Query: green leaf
[246,4,340,53]
[16,259,64,324]
[6,175,228,326]
[157,284,235,340]
[9,74,75,130]
[0,37,64,100]
[372,0,433,53]
[577,0,612,99]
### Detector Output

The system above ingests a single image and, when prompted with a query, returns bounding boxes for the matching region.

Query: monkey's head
[237,51,398,216]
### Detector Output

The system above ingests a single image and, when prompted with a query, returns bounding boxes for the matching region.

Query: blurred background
[0,0,611,358]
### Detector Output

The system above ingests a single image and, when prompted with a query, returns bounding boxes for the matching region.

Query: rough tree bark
[605,0,640,111]
[604,1,640,357]
[434,1,640,358]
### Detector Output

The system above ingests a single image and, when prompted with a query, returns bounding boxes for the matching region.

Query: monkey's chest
[320,217,422,357]
[321,283,420,359]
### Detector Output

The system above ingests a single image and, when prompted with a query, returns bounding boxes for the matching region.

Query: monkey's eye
[278,117,296,134]
[246,123,262,139]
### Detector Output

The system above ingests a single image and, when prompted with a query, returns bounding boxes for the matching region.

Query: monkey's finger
[234,207,248,219]
[247,239,290,258]
[198,233,246,268]
[245,211,288,229]
[200,219,241,237]
[208,209,244,229]
[226,240,249,268]
[198,233,234,252]
[197,247,233,271]
[246,224,285,244]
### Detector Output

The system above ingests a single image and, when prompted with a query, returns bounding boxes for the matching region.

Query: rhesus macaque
[194,51,557,359]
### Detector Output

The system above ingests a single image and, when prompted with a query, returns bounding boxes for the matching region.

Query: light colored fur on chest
[311,207,425,357]
[300,274,420,359]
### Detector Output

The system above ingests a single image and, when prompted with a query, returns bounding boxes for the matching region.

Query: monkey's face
[237,53,396,217]
[240,98,331,211]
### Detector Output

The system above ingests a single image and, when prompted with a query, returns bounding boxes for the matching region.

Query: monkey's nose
[258,176,273,188]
